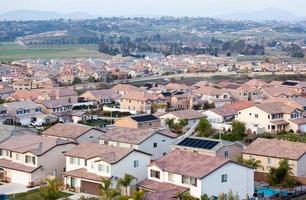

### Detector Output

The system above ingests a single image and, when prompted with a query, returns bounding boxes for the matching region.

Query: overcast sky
[1,0,306,17]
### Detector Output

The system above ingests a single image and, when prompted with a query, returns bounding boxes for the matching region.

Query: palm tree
[117,174,136,196]
[237,156,263,170]
[268,159,296,188]
[132,189,145,200]
[39,178,61,200]
[99,177,121,200]
[165,118,174,129]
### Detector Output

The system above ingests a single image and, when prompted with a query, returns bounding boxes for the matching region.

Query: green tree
[237,156,263,170]
[232,120,246,136]
[72,77,82,85]
[88,76,96,83]
[201,194,209,200]
[197,118,213,137]
[181,192,197,200]
[99,178,121,200]
[132,190,145,200]
[268,159,296,188]
[39,178,61,200]
[117,174,136,196]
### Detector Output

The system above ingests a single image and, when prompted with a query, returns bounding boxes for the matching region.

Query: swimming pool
[256,187,289,197]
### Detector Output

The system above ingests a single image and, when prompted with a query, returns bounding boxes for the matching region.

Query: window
[268,125,270,129]
[168,173,174,182]
[25,155,35,164]
[268,115,270,119]
[268,157,272,164]
[249,113,251,116]
[221,174,227,183]
[106,165,110,173]
[77,158,80,165]
[98,164,105,172]
[182,175,197,186]
[153,142,158,148]
[70,157,74,164]
[133,160,139,168]
[255,114,258,118]
[104,141,109,145]
[224,151,229,157]
[162,139,166,142]
[150,170,160,179]
[15,154,20,160]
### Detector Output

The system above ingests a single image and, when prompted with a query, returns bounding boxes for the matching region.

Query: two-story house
[243,138,306,177]
[138,150,254,199]
[0,134,76,186]
[79,89,121,105]
[193,86,231,108]
[42,123,105,143]
[114,114,161,129]
[63,143,151,195]
[4,101,57,126]
[237,102,306,134]
[99,127,178,160]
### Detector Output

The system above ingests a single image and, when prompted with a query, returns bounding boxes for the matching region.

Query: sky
[0,0,306,17]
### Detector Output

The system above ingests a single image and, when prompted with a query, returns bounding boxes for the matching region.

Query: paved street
[0,183,38,195]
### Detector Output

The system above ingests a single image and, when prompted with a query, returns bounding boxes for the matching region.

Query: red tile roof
[63,168,109,182]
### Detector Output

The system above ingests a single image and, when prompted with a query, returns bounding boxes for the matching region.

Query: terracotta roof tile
[0,159,41,173]
[42,123,92,139]
[63,168,109,182]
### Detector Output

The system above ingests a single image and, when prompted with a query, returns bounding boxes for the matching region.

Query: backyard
[9,189,71,200]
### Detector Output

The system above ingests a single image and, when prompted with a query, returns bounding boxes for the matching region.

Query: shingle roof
[243,138,306,160]
[255,102,297,114]
[0,134,74,156]
[262,86,300,97]
[0,159,41,173]
[65,143,149,164]
[211,101,255,117]
[63,168,109,182]
[99,127,177,145]
[168,109,203,120]
[152,150,231,179]
[42,123,92,139]
[121,91,160,101]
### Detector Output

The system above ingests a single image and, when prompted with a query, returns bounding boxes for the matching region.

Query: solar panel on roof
[177,138,219,150]
[131,115,159,122]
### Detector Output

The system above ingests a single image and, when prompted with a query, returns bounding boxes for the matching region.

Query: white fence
[211,123,232,131]
[103,106,137,114]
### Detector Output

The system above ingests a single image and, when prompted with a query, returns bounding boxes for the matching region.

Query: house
[236,102,306,134]
[54,110,91,124]
[79,89,121,105]
[170,91,192,110]
[0,84,14,100]
[40,99,73,115]
[172,136,244,161]
[63,143,151,195]
[3,101,57,126]
[244,79,269,88]
[193,86,231,108]
[111,84,143,95]
[0,134,76,186]
[120,91,167,114]
[99,127,178,160]
[229,85,263,102]
[158,109,203,129]
[42,123,104,143]
[204,101,255,123]
[12,80,32,91]
[114,114,161,129]
[262,86,301,99]
[243,138,306,177]
[138,150,254,199]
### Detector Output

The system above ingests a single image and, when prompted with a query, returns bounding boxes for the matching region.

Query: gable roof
[243,138,306,160]
[99,127,178,145]
[130,114,159,122]
[210,101,255,117]
[0,134,74,156]
[111,84,143,93]
[165,109,203,120]
[255,102,297,114]
[65,143,150,164]
[152,149,233,179]
[42,123,93,139]
[262,86,300,97]
[121,91,161,101]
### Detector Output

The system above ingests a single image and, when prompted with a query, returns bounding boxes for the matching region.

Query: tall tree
[268,159,296,188]
[197,118,213,137]
[117,174,136,196]
[99,178,121,200]
[39,178,61,200]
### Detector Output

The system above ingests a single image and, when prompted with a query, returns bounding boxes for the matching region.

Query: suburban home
[79,89,121,105]
[54,110,91,124]
[193,86,231,108]
[3,101,57,126]
[12,80,32,91]
[42,123,104,143]
[243,138,306,177]
[111,84,143,95]
[170,91,193,110]
[0,84,14,100]
[114,114,161,129]
[171,136,244,161]
[244,79,269,89]
[158,109,203,129]
[0,134,76,186]
[120,91,167,114]
[40,99,73,114]
[63,143,151,195]
[262,86,301,99]
[236,102,306,134]
[99,127,178,160]
[229,85,263,102]
[138,150,254,199]
[204,101,255,124]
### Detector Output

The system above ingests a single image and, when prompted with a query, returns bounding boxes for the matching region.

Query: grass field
[0,42,104,61]
[9,189,71,200]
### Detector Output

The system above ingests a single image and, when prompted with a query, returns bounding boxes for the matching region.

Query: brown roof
[289,117,306,125]
[81,89,120,100]
[100,127,178,145]
[211,101,255,117]
[111,84,143,93]
[194,86,224,96]
[151,150,231,179]
[243,138,306,160]
[0,159,41,173]
[168,109,203,120]
[63,168,109,182]
[165,83,189,90]
[270,120,289,125]
[138,179,189,199]
[262,86,300,97]
[42,123,92,139]
[255,102,297,114]
[121,91,161,101]
[65,143,149,164]
[245,79,268,87]
[0,134,74,156]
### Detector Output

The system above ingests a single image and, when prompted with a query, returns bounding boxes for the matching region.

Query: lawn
[9,189,71,200]
[0,42,104,61]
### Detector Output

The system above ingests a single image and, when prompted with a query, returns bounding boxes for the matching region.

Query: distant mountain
[216,7,305,21]
[0,10,94,21]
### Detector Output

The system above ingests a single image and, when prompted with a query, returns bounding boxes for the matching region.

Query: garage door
[300,124,306,133]
[10,170,30,185]
[81,180,100,195]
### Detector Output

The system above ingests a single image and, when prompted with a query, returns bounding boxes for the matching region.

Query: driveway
[59,192,98,200]
[0,182,37,195]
